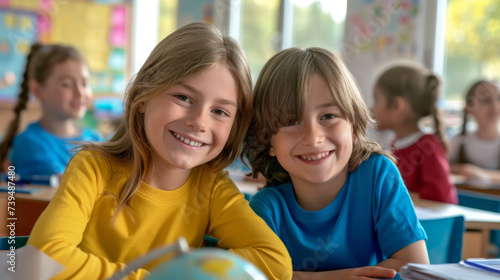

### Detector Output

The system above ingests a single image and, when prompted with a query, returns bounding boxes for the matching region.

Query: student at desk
[27,23,292,280]
[0,43,102,179]
[371,63,458,204]
[243,48,428,280]
[449,80,500,183]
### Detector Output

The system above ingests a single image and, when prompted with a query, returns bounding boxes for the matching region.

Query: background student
[371,63,458,204]
[0,43,102,178]
[244,47,428,280]
[449,80,500,183]
[27,22,292,280]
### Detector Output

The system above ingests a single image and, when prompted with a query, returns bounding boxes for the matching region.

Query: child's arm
[206,174,293,280]
[376,239,429,270]
[451,162,500,183]
[27,151,148,280]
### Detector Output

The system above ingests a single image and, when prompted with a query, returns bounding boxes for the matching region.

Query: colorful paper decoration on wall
[0,0,129,101]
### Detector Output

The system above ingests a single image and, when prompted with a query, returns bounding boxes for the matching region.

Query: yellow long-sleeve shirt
[28,150,292,279]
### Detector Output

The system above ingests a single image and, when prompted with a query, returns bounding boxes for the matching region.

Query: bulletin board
[0,9,37,100]
[0,0,129,102]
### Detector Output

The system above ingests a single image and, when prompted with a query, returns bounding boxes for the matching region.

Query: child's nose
[74,84,88,98]
[185,108,208,132]
[301,122,324,146]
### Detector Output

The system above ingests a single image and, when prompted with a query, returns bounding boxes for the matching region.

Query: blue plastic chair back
[419,215,465,264]
[458,190,500,254]
[0,236,29,250]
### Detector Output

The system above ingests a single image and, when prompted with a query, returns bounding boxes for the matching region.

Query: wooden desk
[455,183,500,196]
[0,186,57,237]
[413,197,500,258]
[452,175,500,196]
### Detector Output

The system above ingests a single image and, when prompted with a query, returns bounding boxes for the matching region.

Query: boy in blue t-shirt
[243,47,429,279]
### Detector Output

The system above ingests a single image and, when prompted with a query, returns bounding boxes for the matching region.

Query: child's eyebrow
[177,81,237,107]
[317,102,338,109]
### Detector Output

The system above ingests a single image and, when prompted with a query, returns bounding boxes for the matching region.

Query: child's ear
[392,96,408,113]
[29,79,42,100]
[269,145,276,157]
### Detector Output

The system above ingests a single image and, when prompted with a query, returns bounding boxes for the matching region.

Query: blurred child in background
[449,80,500,183]
[372,63,457,204]
[27,23,292,279]
[244,47,428,279]
[0,43,102,179]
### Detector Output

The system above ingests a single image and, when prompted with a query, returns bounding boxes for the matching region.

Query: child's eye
[212,108,229,117]
[321,114,336,120]
[174,95,191,103]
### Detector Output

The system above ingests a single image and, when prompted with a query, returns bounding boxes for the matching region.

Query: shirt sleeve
[418,137,457,204]
[27,151,148,280]
[373,156,427,257]
[206,175,292,280]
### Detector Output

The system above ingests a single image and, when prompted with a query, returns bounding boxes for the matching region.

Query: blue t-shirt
[10,122,102,177]
[250,154,426,272]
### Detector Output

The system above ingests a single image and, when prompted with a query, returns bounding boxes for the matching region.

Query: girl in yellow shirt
[27,22,292,280]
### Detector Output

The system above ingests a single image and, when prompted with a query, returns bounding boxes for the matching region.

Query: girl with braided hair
[0,43,102,178]
[371,63,458,204]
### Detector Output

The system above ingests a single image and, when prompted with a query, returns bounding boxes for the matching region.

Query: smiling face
[32,59,91,120]
[142,64,238,174]
[269,74,354,188]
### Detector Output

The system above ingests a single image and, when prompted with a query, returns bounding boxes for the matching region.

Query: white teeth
[300,151,330,161]
[173,132,203,147]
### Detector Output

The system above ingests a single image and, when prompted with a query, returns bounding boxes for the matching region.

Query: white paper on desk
[400,263,499,280]
[0,244,64,279]
[413,206,441,220]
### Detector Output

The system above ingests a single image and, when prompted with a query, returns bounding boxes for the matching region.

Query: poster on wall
[344,0,421,62]
[0,9,38,100]
[0,0,129,102]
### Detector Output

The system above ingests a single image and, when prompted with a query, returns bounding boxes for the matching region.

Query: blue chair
[457,189,500,255]
[419,215,465,264]
[0,236,29,250]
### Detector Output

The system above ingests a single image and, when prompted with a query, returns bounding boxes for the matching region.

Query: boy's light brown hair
[242,47,392,187]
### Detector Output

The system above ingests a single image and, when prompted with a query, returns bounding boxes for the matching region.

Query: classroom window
[239,0,280,80]
[442,0,500,133]
[288,0,346,51]
[238,0,346,81]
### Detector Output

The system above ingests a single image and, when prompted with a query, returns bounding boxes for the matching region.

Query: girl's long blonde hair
[84,22,253,222]
[242,47,392,187]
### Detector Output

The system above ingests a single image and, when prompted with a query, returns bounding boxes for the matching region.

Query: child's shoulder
[72,149,130,173]
[15,122,45,140]
[359,153,394,170]
[80,127,103,142]
[251,183,291,202]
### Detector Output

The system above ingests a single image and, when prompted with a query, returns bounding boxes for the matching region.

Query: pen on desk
[463,259,500,274]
